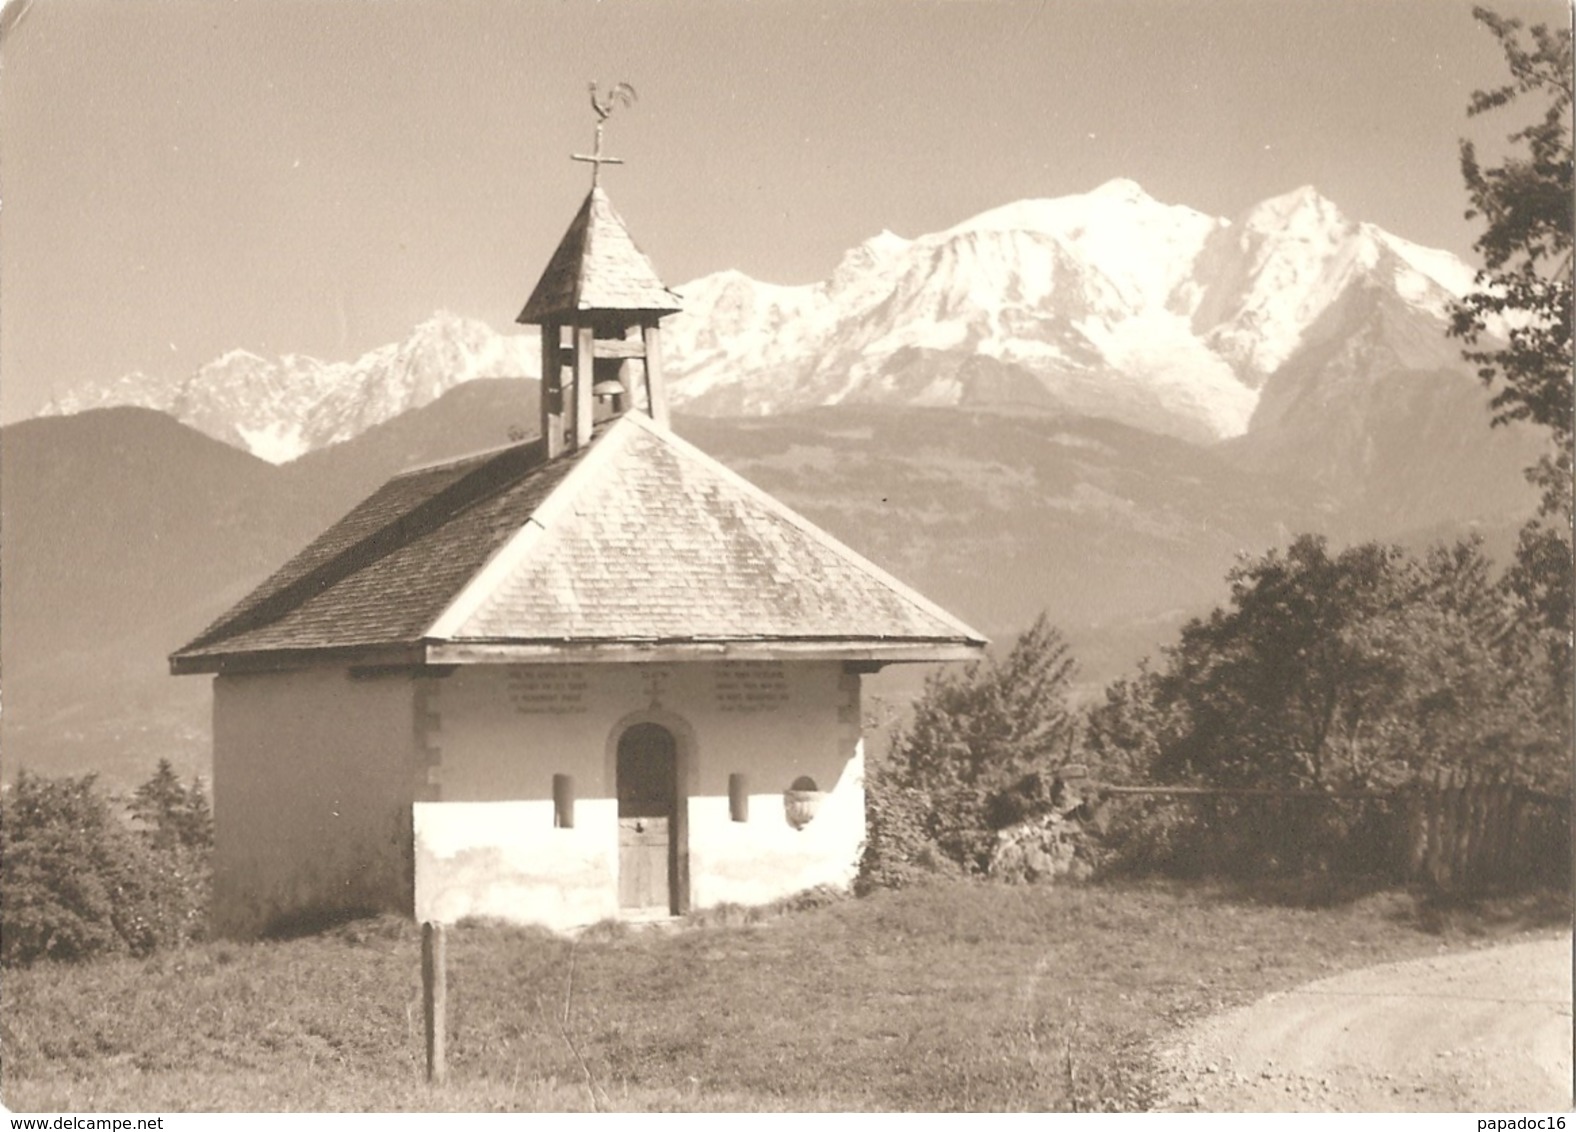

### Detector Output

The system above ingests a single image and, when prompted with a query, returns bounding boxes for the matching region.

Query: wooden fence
[1081,771,1570,894]
[1397,770,1570,893]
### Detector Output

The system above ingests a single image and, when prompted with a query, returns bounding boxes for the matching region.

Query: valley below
[0,377,1540,791]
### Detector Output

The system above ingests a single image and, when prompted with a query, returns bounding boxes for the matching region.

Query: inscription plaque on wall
[506,670,589,714]
[714,661,790,713]
[639,665,674,706]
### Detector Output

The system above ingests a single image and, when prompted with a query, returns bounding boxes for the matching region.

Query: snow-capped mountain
[40,312,539,463]
[664,180,1476,443]
[40,181,1480,457]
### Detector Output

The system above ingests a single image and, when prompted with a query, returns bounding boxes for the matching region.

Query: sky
[0,0,1568,421]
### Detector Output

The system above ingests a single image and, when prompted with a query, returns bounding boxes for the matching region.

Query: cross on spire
[572,122,623,188]
[574,81,636,188]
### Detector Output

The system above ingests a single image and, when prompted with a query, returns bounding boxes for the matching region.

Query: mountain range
[6,180,1544,790]
[39,181,1480,459]
[39,312,541,463]
[664,181,1477,443]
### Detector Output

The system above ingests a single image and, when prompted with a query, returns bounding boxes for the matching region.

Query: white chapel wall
[413,660,865,930]
[211,668,419,937]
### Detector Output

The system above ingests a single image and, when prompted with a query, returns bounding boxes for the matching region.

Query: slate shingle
[454,422,980,643]
[517,189,682,324]
[173,441,591,662]
[171,415,984,670]
[178,452,496,653]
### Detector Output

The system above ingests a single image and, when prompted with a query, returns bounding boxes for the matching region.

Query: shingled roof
[170,414,985,674]
[517,188,683,324]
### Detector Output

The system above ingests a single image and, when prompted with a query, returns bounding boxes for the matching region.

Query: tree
[1083,660,1184,786]
[1448,6,1574,716]
[1147,537,1411,791]
[1,766,213,967]
[1359,539,1563,788]
[1126,536,1558,793]
[1449,5,1573,457]
[2,772,171,965]
[859,615,1080,886]
[130,758,213,853]
[1084,536,1564,877]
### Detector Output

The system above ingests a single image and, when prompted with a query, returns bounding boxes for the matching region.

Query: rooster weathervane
[575,81,637,188]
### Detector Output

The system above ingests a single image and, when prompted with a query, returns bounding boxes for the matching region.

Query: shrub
[1,767,210,967]
[859,615,1080,889]
[856,758,962,894]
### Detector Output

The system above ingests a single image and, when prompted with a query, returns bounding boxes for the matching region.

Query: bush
[858,616,1080,889]
[1090,792,1403,883]
[856,759,963,894]
[1,766,211,967]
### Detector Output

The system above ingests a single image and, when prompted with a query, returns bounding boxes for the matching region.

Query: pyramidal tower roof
[518,187,682,324]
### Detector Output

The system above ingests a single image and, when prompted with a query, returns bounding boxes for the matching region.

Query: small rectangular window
[553,774,575,829]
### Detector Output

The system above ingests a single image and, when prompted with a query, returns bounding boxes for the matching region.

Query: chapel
[171,112,986,937]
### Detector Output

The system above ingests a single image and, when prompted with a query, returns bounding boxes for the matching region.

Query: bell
[592,378,626,400]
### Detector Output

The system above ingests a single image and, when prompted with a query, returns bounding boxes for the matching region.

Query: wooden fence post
[1451,768,1472,891]
[423,921,448,1085]
[1468,774,1489,890]
[1423,768,1444,889]
[1402,782,1426,882]
[1453,769,1472,891]
[1482,775,1502,886]
[1506,788,1519,889]
[1501,776,1520,884]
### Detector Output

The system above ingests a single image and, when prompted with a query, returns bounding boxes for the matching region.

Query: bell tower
[517,84,682,457]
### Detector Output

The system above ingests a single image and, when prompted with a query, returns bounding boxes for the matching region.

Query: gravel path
[1157,934,1574,1112]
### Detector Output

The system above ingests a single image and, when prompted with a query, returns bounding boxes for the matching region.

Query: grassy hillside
[3,880,1565,1113]
[0,410,307,785]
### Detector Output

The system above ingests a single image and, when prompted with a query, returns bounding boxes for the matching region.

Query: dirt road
[1159,934,1574,1112]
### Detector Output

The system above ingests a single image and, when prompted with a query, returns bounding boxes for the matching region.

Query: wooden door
[617,723,677,913]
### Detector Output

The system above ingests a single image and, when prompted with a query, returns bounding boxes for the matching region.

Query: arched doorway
[616,722,678,914]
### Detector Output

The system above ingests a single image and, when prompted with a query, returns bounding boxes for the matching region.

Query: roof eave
[519,298,683,323]
[425,638,987,665]
[169,642,429,676]
[169,634,987,676]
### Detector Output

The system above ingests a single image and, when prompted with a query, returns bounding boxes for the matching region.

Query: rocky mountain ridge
[662,181,1477,441]
[40,311,540,463]
[36,181,1481,458]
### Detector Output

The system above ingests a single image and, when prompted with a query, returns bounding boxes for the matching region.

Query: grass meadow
[3,879,1568,1112]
